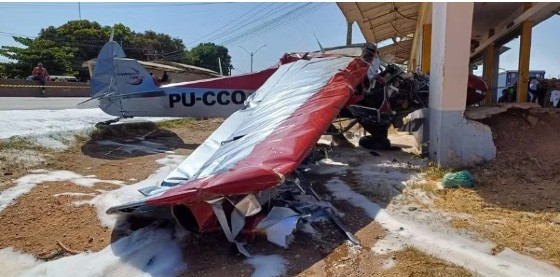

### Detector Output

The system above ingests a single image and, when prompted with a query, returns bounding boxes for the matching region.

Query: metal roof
[338,2,560,66]
[337,2,419,43]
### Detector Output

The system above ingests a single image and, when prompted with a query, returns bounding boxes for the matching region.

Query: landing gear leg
[95,117,122,127]
[358,122,401,151]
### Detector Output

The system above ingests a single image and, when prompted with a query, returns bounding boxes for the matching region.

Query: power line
[187,2,265,47]
[0,31,36,38]
[219,3,325,46]
[201,2,297,46]
[218,3,314,44]
[0,2,232,8]
[190,2,282,47]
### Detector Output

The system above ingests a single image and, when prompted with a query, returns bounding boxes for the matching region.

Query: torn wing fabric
[128,55,368,207]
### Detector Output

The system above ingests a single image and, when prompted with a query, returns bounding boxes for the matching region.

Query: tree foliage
[0,20,188,79]
[185,43,232,75]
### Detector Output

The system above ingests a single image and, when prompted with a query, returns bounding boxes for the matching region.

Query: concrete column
[517,4,533,102]
[429,2,480,167]
[483,43,496,105]
[421,24,432,73]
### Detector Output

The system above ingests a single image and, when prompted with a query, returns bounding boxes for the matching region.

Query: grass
[423,162,452,181]
[434,184,560,267]
[155,118,196,129]
[383,246,473,277]
[0,136,39,151]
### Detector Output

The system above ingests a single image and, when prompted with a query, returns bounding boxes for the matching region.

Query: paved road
[0,97,90,110]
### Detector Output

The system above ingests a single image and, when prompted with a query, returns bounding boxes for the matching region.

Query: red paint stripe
[170,67,278,90]
[147,57,368,206]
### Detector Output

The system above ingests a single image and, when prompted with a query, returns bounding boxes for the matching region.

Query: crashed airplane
[101,41,377,254]
[98,39,488,255]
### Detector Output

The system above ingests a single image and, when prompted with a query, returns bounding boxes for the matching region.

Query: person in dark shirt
[160,71,169,83]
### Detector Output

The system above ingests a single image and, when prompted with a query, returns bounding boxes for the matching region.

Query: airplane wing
[106,51,369,215]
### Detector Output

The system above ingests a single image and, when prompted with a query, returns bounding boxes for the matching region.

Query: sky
[0,2,366,75]
[0,2,558,77]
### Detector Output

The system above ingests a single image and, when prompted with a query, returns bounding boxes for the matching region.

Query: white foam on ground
[98,140,173,154]
[0,248,42,276]
[324,177,560,277]
[0,108,176,149]
[304,158,349,175]
[87,155,185,228]
[0,226,186,277]
[0,109,112,139]
[246,255,288,277]
[0,154,190,276]
[0,170,123,212]
[53,192,97,197]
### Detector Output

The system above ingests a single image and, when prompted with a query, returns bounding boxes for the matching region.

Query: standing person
[31,62,49,95]
[549,82,560,108]
[528,77,540,103]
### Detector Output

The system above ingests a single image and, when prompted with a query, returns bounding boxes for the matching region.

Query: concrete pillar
[421,24,432,73]
[428,2,476,167]
[483,43,496,105]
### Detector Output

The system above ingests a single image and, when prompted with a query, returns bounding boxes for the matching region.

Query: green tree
[185,43,232,75]
[0,20,188,79]
[0,36,76,78]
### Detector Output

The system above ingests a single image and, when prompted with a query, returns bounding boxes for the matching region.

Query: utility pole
[78,2,82,20]
[239,45,266,73]
[346,21,353,46]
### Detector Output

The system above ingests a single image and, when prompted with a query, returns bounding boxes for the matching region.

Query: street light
[239,45,266,73]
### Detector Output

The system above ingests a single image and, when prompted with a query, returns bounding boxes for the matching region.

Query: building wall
[0,79,90,97]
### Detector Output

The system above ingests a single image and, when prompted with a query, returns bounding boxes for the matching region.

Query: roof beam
[408,2,428,69]
[471,2,560,57]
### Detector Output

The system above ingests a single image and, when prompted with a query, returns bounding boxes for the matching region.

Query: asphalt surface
[0,97,90,110]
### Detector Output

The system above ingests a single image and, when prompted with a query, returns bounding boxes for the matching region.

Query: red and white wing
[147,55,368,206]
[107,53,368,216]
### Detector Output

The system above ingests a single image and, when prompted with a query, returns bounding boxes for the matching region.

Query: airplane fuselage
[99,87,255,118]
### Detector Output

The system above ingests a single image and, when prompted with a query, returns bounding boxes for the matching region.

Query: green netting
[441,170,475,188]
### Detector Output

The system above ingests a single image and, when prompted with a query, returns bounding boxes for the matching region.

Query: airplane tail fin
[90,41,159,99]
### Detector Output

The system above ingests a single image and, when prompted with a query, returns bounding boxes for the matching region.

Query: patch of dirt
[0,181,116,259]
[0,119,221,259]
[476,107,560,212]
[432,107,560,267]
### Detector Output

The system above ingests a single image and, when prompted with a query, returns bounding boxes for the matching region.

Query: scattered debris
[56,241,81,255]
